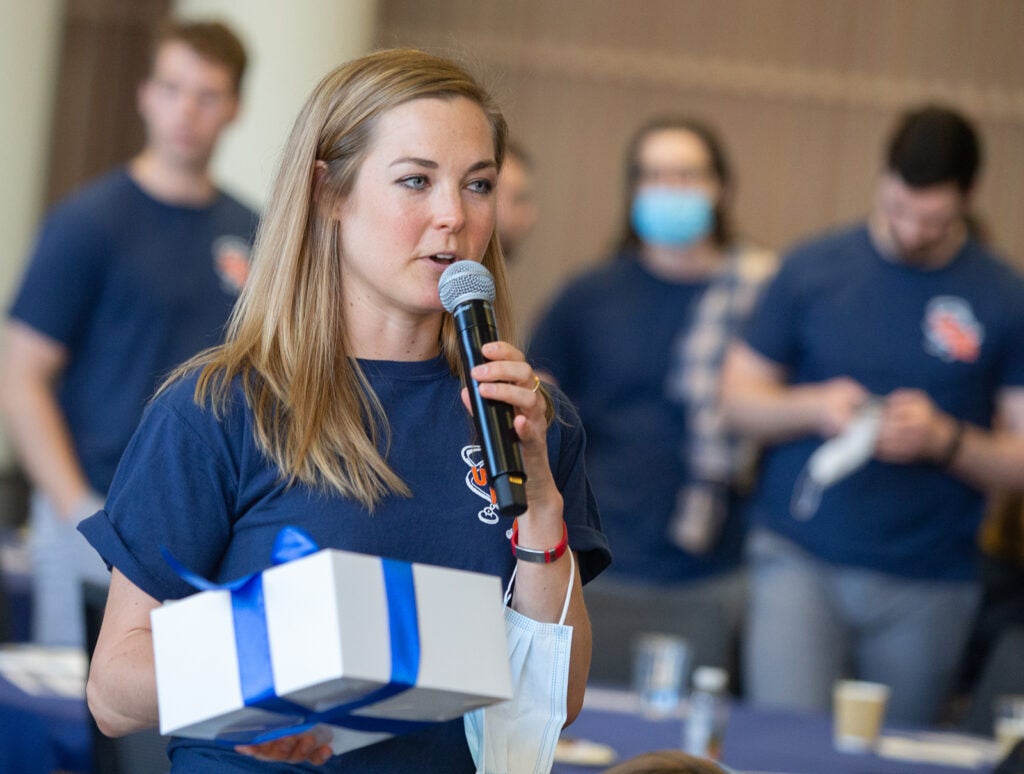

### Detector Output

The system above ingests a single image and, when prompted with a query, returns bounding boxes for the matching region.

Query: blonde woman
[81,49,610,771]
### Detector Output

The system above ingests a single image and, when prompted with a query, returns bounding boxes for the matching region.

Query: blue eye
[400,175,428,190]
[468,179,494,194]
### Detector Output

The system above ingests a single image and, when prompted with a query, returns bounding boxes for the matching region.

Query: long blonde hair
[168,49,512,508]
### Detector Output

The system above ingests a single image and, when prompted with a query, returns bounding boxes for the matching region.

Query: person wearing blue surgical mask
[529,118,776,687]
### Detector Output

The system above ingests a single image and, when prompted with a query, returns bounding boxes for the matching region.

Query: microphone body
[439,263,528,517]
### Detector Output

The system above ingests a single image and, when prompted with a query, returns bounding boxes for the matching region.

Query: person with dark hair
[886,105,980,193]
[959,492,1024,734]
[530,117,775,679]
[722,104,1024,725]
[79,48,609,771]
[0,18,256,648]
[495,140,539,261]
[148,17,247,95]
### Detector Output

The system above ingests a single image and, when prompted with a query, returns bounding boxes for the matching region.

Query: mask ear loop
[503,567,516,606]
[502,546,576,626]
[559,550,575,626]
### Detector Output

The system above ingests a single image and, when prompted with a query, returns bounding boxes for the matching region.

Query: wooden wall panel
[378,0,1024,333]
[45,0,170,206]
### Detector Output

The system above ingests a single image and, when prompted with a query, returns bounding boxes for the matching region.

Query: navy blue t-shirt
[9,168,258,493]
[80,356,610,772]
[529,255,746,583]
[743,224,1024,579]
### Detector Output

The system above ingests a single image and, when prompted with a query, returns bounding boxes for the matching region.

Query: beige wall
[0,0,63,304]
[378,0,1024,334]
[0,0,64,470]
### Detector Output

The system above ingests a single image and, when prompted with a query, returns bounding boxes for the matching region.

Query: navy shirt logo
[922,296,984,363]
[213,236,251,295]
[460,445,501,524]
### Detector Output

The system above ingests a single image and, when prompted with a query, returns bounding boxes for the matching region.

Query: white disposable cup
[833,680,890,753]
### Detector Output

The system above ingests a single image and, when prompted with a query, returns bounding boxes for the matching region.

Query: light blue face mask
[464,551,575,774]
[631,187,714,247]
[791,398,883,520]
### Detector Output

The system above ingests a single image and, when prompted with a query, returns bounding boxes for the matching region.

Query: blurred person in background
[722,105,1024,725]
[495,140,539,262]
[529,117,775,680]
[0,18,257,647]
[959,490,1024,733]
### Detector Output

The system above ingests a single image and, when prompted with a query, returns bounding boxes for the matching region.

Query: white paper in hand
[791,398,883,520]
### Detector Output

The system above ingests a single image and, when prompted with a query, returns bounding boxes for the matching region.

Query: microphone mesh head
[438,261,495,313]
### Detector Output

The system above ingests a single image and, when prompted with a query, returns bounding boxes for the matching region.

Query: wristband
[510,519,569,564]
[936,419,965,467]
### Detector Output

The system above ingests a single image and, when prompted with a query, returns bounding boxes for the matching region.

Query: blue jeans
[29,492,110,647]
[743,528,980,725]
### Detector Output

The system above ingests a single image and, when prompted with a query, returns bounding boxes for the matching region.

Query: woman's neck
[345,312,444,362]
[638,240,725,282]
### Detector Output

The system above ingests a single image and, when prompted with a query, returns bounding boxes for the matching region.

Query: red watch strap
[510,519,569,564]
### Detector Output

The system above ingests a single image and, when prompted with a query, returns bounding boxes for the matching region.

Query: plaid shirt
[664,245,777,553]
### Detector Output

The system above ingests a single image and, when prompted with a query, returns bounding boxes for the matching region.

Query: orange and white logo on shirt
[213,236,251,295]
[923,296,983,363]
[461,445,501,525]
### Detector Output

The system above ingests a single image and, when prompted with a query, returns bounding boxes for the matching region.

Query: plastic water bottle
[684,666,729,760]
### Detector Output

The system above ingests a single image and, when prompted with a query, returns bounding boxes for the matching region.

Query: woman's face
[634,128,720,200]
[336,96,498,321]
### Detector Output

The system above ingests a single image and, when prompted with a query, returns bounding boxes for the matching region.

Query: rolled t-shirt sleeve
[741,253,807,370]
[997,286,1024,389]
[8,202,106,347]
[547,387,610,584]
[78,381,238,602]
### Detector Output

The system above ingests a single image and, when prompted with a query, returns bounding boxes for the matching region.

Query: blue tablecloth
[555,688,997,774]
[0,672,997,774]
[0,673,90,774]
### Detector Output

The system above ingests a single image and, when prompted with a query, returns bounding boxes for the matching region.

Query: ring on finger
[530,375,542,393]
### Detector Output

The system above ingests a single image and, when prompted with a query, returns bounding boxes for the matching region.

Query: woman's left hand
[235,729,333,766]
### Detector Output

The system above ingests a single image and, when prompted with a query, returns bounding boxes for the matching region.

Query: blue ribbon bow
[162,526,433,745]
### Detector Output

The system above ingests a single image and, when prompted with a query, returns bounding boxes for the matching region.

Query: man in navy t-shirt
[721,105,1024,725]
[0,19,257,647]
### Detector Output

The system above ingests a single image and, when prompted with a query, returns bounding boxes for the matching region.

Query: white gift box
[151,546,513,754]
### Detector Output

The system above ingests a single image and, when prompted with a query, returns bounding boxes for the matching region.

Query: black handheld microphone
[438,261,528,517]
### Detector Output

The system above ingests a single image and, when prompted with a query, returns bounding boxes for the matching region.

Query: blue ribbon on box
[161,526,435,745]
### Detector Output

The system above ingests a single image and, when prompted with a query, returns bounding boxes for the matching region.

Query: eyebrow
[389,157,497,172]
